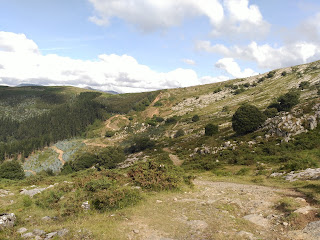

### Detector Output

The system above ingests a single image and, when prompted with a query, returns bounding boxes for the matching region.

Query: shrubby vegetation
[192,114,200,122]
[205,123,219,136]
[174,129,185,138]
[61,147,125,173]
[268,91,300,112]
[0,161,25,180]
[232,104,266,135]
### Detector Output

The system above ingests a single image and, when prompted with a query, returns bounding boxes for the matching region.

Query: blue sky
[0,0,320,92]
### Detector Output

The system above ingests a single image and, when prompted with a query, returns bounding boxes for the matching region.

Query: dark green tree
[232,104,266,135]
[205,123,219,136]
[0,161,25,180]
[192,115,200,122]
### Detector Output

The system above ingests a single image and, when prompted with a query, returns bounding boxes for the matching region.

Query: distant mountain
[16,83,43,87]
[84,86,119,94]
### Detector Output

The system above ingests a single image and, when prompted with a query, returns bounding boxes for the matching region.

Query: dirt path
[100,114,128,137]
[123,179,319,240]
[163,148,184,166]
[24,169,36,175]
[82,139,110,148]
[51,146,65,165]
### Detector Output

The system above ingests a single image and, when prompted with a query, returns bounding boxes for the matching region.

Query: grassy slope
[1,61,320,239]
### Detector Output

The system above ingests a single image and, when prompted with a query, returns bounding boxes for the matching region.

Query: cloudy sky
[1,0,320,93]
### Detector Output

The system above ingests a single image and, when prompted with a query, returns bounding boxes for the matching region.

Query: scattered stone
[156,200,163,203]
[187,220,208,230]
[243,214,269,227]
[283,222,289,226]
[0,189,14,197]
[57,228,69,237]
[0,213,16,229]
[294,206,317,215]
[33,229,46,236]
[17,227,28,234]
[133,229,140,234]
[45,231,58,239]
[41,216,51,221]
[173,198,178,201]
[21,232,35,239]
[236,231,255,240]
[81,201,90,210]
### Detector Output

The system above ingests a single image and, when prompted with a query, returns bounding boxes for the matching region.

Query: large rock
[0,213,16,230]
[303,220,320,239]
[243,214,269,227]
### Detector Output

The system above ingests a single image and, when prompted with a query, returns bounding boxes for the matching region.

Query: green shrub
[299,81,310,90]
[0,161,25,180]
[234,88,245,95]
[146,119,157,126]
[165,116,179,124]
[205,123,219,136]
[213,88,222,93]
[192,115,200,122]
[264,108,278,118]
[72,152,98,171]
[155,116,164,122]
[232,104,266,135]
[258,77,265,83]
[128,160,188,191]
[60,162,75,175]
[174,129,185,138]
[267,71,276,78]
[281,71,287,76]
[126,135,156,153]
[236,167,250,176]
[35,190,64,209]
[85,178,114,192]
[97,147,125,169]
[22,195,33,207]
[105,130,115,138]
[243,83,250,88]
[92,186,141,211]
[269,91,300,112]
[154,101,163,107]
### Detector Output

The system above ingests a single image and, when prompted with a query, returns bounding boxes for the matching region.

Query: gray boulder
[0,213,16,230]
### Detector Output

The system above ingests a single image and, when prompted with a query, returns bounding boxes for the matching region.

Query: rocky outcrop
[0,213,16,230]
[270,168,320,181]
[20,183,59,197]
[262,103,320,142]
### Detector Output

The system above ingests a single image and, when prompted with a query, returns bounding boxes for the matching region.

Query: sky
[1,0,320,93]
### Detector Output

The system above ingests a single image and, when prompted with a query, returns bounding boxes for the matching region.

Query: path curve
[24,169,36,175]
[51,146,65,165]
[163,148,184,166]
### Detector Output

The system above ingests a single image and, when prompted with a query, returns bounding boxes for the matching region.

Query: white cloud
[197,40,320,69]
[0,31,226,93]
[215,58,257,78]
[88,0,269,39]
[182,58,196,65]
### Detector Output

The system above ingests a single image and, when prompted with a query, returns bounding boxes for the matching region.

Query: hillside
[0,60,320,239]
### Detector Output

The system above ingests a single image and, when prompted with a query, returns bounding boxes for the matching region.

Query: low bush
[105,130,115,138]
[165,116,179,124]
[268,91,300,112]
[174,129,185,138]
[125,135,156,153]
[128,160,190,191]
[192,115,200,122]
[299,81,310,90]
[92,186,142,211]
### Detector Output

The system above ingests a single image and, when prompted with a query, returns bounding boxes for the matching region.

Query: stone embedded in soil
[243,214,269,227]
